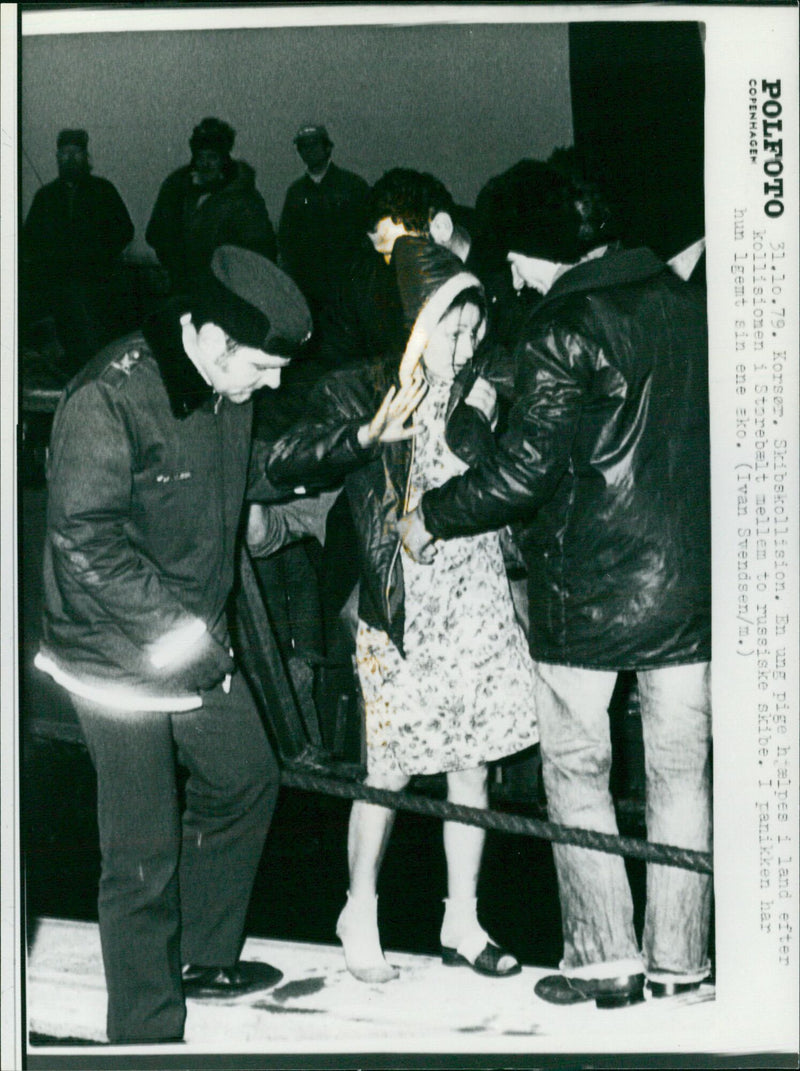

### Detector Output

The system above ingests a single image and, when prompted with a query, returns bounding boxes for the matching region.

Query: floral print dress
[357,375,539,777]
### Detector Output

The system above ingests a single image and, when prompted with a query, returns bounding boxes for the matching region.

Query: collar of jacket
[181,159,256,199]
[57,172,92,191]
[304,161,335,186]
[533,246,667,320]
[142,298,216,419]
[217,159,256,195]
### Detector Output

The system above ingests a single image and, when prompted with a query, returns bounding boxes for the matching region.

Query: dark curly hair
[365,168,455,234]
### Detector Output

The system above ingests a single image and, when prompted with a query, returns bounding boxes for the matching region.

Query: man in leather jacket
[36,246,312,1043]
[400,161,712,1010]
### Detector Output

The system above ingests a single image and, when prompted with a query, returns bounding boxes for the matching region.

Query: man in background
[315,166,469,369]
[22,128,134,373]
[146,117,277,294]
[278,122,369,325]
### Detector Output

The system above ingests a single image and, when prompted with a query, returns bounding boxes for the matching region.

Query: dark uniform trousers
[70,669,279,1043]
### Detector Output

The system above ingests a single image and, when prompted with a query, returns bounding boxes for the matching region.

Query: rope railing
[281,757,713,875]
[22,402,716,882]
[232,548,714,878]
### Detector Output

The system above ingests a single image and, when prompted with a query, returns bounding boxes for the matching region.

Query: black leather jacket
[267,350,511,654]
[422,247,711,670]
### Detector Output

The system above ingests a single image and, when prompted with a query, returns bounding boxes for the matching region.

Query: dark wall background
[570,21,705,260]
[20,22,574,260]
[21,19,705,263]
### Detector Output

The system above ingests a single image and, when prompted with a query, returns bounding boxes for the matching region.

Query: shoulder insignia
[109,349,142,377]
[100,343,150,392]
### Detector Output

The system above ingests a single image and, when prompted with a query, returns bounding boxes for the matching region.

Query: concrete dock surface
[25,916,721,1059]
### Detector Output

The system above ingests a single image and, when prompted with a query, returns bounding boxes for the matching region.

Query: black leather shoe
[534,972,645,1009]
[647,979,703,998]
[181,961,283,999]
[111,1037,185,1045]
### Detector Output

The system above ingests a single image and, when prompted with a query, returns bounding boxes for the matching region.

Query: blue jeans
[71,671,279,1042]
[533,660,712,984]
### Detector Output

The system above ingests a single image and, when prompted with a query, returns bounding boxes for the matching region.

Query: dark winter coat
[39,301,280,699]
[23,173,134,288]
[421,247,711,671]
[278,163,369,316]
[315,247,408,370]
[266,351,511,654]
[145,160,277,292]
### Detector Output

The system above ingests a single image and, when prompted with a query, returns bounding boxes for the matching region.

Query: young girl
[267,236,538,983]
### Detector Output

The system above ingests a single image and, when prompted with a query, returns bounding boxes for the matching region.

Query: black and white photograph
[1,4,798,1069]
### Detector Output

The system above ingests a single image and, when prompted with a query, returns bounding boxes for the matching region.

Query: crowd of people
[27,115,712,1044]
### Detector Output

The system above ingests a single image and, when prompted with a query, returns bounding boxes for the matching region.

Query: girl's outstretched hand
[358,370,427,447]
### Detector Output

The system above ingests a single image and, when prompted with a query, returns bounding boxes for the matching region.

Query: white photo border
[2,3,798,1068]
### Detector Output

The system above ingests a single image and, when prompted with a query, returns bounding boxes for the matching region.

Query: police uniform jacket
[37,300,279,708]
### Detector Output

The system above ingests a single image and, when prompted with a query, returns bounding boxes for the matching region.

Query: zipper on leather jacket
[383,419,416,622]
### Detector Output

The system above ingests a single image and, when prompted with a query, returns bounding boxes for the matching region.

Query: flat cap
[57,129,88,151]
[293,122,330,144]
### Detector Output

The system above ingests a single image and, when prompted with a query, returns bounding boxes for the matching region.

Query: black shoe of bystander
[646,979,703,998]
[534,972,645,1009]
[181,962,283,999]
